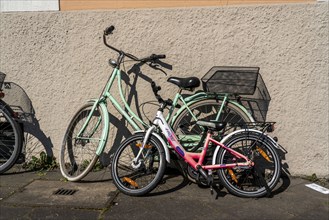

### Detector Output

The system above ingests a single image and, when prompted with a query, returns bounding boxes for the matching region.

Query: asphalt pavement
[0,166,328,220]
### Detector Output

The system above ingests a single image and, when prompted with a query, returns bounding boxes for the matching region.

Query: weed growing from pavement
[22,151,58,172]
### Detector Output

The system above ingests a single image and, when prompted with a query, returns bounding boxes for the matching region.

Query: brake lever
[149,63,167,76]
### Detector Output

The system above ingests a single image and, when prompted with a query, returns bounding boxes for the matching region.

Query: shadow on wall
[2,81,54,163]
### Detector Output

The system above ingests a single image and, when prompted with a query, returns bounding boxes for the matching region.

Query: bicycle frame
[77,63,252,156]
[140,109,253,172]
[101,67,148,130]
[76,67,148,156]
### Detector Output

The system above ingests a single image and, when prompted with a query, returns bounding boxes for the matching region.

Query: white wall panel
[0,0,58,12]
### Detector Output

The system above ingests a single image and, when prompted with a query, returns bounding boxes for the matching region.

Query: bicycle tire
[111,133,166,196]
[0,103,22,174]
[60,102,107,181]
[172,99,254,151]
[216,131,281,198]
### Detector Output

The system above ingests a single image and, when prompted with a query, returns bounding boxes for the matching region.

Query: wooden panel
[60,0,315,11]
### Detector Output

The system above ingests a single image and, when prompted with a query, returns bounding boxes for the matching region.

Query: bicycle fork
[131,125,156,167]
[76,100,110,156]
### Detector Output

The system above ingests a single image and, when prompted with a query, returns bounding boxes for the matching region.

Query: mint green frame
[77,67,252,156]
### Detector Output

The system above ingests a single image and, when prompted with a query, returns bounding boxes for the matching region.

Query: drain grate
[53,188,78,196]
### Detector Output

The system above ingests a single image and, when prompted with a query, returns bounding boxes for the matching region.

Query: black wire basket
[202,66,271,122]
[239,73,271,122]
[202,66,259,95]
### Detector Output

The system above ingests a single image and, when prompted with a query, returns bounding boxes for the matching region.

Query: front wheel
[216,132,281,198]
[111,133,166,196]
[60,102,108,182]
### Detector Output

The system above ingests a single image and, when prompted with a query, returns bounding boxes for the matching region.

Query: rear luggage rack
[202,66,271,122]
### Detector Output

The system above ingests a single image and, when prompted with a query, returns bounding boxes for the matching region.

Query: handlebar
[141,54,166,63]
[104,25,115,35]
[103,25,166,64]
[103,25,170,107]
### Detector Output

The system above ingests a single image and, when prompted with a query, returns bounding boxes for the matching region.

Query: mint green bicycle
[59,26,256,181]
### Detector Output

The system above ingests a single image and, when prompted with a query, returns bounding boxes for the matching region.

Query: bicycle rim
[111,133,166,196]
[0,107,22,173]
[60,102,106,181]
[217,133,281,197]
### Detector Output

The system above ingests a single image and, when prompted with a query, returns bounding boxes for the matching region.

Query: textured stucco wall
[0,3,328,177]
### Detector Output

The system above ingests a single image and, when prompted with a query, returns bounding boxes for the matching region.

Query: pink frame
[154,111,253,171]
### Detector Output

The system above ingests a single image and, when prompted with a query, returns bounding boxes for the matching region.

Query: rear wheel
[111,133,166,196]
[172,99,253,151]
[217,132,281,197]
[60,102,107,181]
[0,103,22,173]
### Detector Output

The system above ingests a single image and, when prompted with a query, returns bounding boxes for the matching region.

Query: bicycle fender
[134,131,170,163]
[211,129,279,165]
[86,99,110,156]
[86,99,99,104]
[183,91,209,103]
[172,97,254,126]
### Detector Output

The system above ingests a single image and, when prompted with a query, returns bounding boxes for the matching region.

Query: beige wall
[0,3,328,177]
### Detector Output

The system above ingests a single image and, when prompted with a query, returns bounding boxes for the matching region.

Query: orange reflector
[228,168,238,183]
[256,146,271,162]
[123,177,138,188]
[136,143,152,149]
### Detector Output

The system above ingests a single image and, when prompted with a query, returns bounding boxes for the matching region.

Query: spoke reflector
[123,177,138,188]
[135,143,152,149]
[256,146,271,162]
[228,168,238,183]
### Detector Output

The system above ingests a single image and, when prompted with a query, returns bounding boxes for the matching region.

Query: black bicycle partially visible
[0,72,23,173]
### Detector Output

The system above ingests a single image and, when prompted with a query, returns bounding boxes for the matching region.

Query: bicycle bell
[109,59,117,68]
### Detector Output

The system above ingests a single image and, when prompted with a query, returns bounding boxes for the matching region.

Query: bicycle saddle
[196,121,226,131]
[167,77,200,90]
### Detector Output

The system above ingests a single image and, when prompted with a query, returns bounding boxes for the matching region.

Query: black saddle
[167,77,200,90]
[196,121,226,131]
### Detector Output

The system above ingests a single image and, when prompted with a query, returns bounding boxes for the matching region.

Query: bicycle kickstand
[254,164,272,197]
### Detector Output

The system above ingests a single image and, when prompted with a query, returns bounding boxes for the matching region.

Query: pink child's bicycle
[111,82,281,198]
